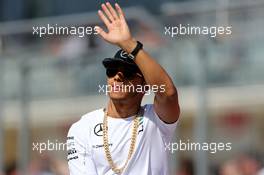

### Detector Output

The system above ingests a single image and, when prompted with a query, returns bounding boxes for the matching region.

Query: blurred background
[0,0,264,174]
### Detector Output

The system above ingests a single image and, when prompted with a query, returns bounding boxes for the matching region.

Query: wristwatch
[127,41,143,60]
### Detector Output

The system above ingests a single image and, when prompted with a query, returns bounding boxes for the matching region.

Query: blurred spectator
[176,158,194,175]
[28,152,69,175]
[29,153,53,175]
[52,159,69,175]
[238,153,262,175]
[219,153,264,175]
[5,163,18,175]
[219,160,241,175]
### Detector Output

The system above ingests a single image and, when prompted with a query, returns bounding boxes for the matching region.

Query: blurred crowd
[177,152,264,175]
[1,152,264,175]
[1,153,69,175]
[218,153,264,175]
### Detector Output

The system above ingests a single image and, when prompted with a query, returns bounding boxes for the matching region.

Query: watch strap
[127,41,143,60]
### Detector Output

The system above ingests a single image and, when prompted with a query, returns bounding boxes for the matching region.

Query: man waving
[67,2,180,175]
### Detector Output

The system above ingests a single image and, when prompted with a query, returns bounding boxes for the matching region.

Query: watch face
[128,53,135,60]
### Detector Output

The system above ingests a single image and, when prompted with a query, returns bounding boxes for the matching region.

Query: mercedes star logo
[94,123,103,136]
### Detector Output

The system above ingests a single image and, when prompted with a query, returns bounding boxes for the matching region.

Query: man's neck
[106,99,141,118]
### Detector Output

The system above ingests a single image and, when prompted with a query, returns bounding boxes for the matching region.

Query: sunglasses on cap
[106,68,143,80]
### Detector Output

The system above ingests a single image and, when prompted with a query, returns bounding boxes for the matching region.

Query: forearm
[119,39,177,97]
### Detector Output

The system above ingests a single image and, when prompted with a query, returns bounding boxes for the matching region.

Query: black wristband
[127,41,143,60]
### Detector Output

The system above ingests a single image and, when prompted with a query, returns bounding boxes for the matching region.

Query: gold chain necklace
[103,109,140,174]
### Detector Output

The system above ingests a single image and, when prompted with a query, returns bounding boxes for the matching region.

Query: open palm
[96,3,132,45]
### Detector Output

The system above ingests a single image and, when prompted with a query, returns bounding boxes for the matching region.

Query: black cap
[102,49,142,74]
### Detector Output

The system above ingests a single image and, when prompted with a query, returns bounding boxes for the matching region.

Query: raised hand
[95,2,133,47]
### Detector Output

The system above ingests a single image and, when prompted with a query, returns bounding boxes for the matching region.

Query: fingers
[106,2,119,20]
[101,3,115,22]
[115,3,125,21]
[99,2,124,22]
[98,10,111,27]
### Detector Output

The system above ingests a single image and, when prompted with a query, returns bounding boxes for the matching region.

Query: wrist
[118,38,137,53]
